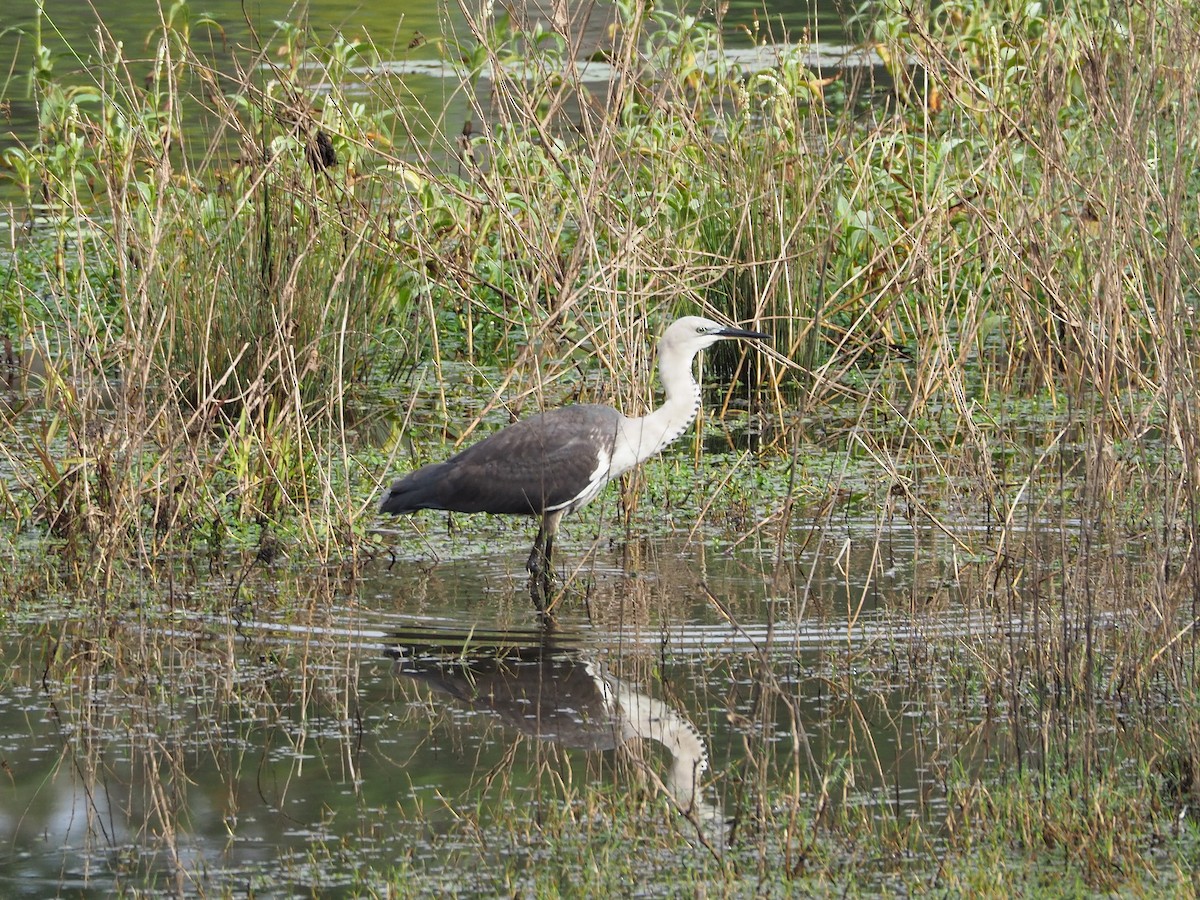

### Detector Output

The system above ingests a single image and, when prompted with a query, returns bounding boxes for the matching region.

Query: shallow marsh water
[0,512,1015,896]
[2,336,1192,893]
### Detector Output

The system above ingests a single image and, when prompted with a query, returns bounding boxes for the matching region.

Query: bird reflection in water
[384,631,725,842]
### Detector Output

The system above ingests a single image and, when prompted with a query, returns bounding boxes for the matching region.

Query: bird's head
[660,316,770,356]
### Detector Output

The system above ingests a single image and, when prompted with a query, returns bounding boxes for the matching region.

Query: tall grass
[0,0,1192,548]
[1,8,424,574]
[0,0,1193,594]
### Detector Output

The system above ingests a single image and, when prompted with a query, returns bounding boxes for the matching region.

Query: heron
[378,315,769,609]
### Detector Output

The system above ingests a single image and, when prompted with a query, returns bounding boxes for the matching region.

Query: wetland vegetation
[2,0,1200,894]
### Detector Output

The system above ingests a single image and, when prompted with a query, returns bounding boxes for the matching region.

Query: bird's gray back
[384,404,623,516]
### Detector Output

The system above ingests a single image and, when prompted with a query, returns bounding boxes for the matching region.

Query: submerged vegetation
[2,0,1200,893]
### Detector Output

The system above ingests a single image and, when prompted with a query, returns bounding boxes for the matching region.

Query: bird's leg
[526,511,563,576]
[526,522,547,576]
[539,511,565,612]
[527,511,565,615]
[526,516,550,613]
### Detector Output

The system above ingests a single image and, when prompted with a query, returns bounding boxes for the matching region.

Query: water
[0,354,1183,893]
[0,0,855,168]
[0,517,1000,895]
[3,0,851,66]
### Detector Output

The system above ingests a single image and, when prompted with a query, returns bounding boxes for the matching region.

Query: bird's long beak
[718,324,770,341]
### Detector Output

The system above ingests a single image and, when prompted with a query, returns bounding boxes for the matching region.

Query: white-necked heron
[378,315,769,608]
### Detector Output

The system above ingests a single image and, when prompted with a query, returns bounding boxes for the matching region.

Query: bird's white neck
[613,346,703,471]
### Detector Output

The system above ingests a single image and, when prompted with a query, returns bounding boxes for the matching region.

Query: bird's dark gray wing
[380,404,621,516]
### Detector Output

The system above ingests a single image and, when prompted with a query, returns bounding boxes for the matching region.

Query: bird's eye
[695,326,707,334]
